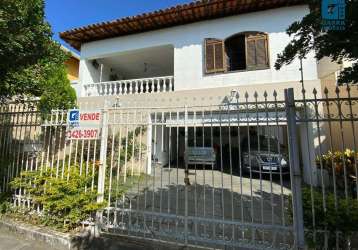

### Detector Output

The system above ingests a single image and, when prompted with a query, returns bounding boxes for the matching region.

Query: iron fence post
[184,105,189,245]
[97,107,108,203]
[95,106,109,235]
[285,88,305,249]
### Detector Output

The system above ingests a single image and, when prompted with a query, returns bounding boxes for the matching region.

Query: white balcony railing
[83,76,174,97]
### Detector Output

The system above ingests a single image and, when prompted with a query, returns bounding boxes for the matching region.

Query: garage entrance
[165,126,288,174]
[97,102,296,249]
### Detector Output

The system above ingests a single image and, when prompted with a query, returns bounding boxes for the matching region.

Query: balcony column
[129,81,135,94]
[115,81,119,95]
[153,79,156,93]
[120,81,123,95]
[111,82,115,95]
[103,83,107,96]
[99,84,103,96]
[169,77,173,92]
[134,80,138,94]
[108,82,111,95]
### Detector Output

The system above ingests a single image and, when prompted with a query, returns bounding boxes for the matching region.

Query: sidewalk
[0,227,60,250]
[0,219,197,250]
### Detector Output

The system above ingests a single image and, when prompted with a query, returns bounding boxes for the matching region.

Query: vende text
[80,113,100,121]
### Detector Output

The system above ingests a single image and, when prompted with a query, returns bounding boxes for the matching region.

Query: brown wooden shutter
[246,34,269,70]
[205,38,225,73]
[255,36,269,67]
[205,40,215,72]
[246,38,256,70]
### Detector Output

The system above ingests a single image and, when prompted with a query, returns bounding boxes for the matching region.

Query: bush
[10,165,105,231]
[0,192,11,214]
[296,187,358,248]
[316,149,357,194]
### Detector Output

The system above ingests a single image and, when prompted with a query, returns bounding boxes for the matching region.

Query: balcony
[83,76,174,96]
[81,45,174,97]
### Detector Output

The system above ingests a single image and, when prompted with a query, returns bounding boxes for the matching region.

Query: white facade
[78,5,318,97]
[73,4,333,186]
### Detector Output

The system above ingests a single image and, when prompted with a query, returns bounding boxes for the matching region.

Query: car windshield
[241,135,281,153]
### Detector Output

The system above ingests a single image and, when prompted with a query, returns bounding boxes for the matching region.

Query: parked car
[241,135,289,175]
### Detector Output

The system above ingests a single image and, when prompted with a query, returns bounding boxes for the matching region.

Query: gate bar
[97,108,108,203]
[285,88,305,249]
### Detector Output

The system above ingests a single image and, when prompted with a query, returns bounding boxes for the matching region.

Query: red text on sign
[66,129,99,140]
[80,113,100,121]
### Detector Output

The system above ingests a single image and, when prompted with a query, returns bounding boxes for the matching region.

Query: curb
[0,219,211,250]
[0,219,74,250]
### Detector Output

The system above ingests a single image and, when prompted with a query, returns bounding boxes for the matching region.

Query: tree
[275,0,358,85]
[0,0,76,110]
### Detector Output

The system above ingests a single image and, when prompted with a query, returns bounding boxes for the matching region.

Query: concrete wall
[320,73,358,151]
[80,61,111,86]
[317,57,341,80]
[79,5,318,95]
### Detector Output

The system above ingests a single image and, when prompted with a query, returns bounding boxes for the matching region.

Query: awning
[164,112,287,127]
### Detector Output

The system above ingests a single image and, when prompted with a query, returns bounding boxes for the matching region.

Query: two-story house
[60,0,322,101]
[60,0,342,185]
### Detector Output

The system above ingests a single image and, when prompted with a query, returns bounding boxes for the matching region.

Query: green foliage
[290,187,358,248]
[117,127,147,165]
[0,159,11,192]
[275,0,358,85]
[0,201,10,214]
[316,149,357,194]
[0,0,76,110]
[78,126,147,168]
[0,192,11,214]
[6,160,145,231]
[10,165,104,231]
[38,65,76,114]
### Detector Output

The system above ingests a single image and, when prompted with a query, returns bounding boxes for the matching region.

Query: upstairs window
[204,32,269,74]
[205,38,225,73]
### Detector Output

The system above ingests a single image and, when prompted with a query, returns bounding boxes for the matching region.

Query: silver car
[241,135,289,174]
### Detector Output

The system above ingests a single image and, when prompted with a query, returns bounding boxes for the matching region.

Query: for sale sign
[66,109,102,140]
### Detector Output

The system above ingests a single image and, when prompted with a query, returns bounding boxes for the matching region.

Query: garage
[150,110,289,176]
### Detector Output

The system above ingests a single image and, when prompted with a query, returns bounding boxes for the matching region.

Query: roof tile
[60,0,305,51]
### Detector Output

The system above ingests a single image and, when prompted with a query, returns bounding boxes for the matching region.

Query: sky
[45,0,193,52]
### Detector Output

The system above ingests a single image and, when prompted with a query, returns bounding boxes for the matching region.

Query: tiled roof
[60,0,305,51]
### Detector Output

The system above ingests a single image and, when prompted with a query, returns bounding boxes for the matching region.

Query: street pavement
[0,228,61,250]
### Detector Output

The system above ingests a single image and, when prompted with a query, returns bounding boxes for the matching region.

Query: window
[204,32,269,74]
[225,34,246,71]
[205,39,225,73]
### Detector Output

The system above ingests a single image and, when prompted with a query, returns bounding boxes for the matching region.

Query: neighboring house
[61,46,80,94]
[318,57,358,151]
[59,0,349,185]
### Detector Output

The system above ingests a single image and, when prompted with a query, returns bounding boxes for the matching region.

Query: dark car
[241,135,289,175]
